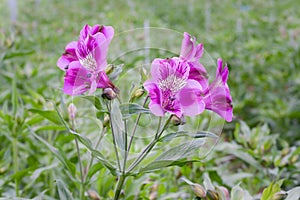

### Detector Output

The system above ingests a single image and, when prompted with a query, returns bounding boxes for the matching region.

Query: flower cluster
[144,32,233,122]
[57,25,233,122]
[57,24,118,96]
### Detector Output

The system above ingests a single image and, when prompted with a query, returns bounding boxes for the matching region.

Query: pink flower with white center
[57,24,114,71]
[203,59,233,122]
[180,32,209,91]
[57,24,117,96]
[144,57,205,118]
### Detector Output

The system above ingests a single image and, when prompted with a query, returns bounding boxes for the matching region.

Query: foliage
[0,0,299,199]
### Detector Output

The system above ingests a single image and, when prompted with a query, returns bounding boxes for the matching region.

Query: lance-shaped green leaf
[56,179,74,200]
[139,139,205,172]
[159,131,218,142]
[29,109,62,125]
[29,128,76,176]
[119,103,150,119]
[110,101,126,151]
[69,130,117,175]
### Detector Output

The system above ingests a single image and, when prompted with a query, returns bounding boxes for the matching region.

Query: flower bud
[271,191,287,200]
[206,189,219,200]
[102,88,117,100]
[68,103,77,120]
[192,184,206,198]
[170,115,186,126]
[290,155,299,164]
[103,114,110,128]
[218,186,230,200]
[130,88,145,101]
[105,64,114,75]
[87,190,101,200]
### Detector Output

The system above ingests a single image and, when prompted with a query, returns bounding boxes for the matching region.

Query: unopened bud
[103,114,110,128]
[102,88,117,100]
[206,189,219,200]
[192,184,206,198]
[134,88,145,98]
[87,190,101,200]
[290,155,299,164]
[130,88,145,101]
[219,186,229,199]
[68,103,77,120]
[170,115,186,126]
[105,64,114,75]
[281,147,289,156]
[271,191,287,200]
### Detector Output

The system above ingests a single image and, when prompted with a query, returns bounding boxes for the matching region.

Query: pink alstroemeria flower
[180,32,209,91]
[57,24,116,96]
[57,24,114,71]
[144,58,205,118]
[203,59,233,122]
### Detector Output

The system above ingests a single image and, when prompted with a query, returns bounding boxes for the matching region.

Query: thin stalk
[84,127,106,182]
[106,101,122,172]
[48,131,54,196]
[71,120,85,200]
[127,115,172,173]
[12,133,19,197]
[122,119,128,172]
[114,174,126,200]
[127,96,149,153]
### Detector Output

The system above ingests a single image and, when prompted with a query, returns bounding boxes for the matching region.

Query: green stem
[12,134,19,197]
[71,120,85,200]
[114,175,126,200]
[127,115,172,173]
[84,127,106,182]
[126,96,149,155]
[75,137,85,199]
[122,119,128,172]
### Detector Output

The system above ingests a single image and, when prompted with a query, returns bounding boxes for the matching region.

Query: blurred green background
[0,0,299,199]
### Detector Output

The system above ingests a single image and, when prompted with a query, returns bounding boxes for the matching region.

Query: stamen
[158,74,187,94]
[79,53,97,72]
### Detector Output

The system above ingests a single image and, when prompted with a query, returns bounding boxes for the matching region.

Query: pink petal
[143,81,164,116]
[101,25,114,44]
[178,80,205,116]
[180,32,196,60]
[57,41,78,71]
[63,61,90,96]
[188,62,209,91]
[93,33,109,71]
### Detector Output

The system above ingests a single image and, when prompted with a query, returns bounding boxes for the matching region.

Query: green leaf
[12,74,18,116]
[140,139,205,172]
[56,179,74,200]
[111,101,125,150]
[29,128,76,176]
[3,50,35,60]
[216,142,261,169]
[286,187,300,200]
[85,162,103,182]
[81,96,105,111]
[29,109,62,125]
[159,131,218,142]
[139,159,196,173]
[35,125,67,132]
[30,163,59,182]
[261,181,281,200]
[156,139,205,161]
[69,130,116,175]
[119,103,150,118]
